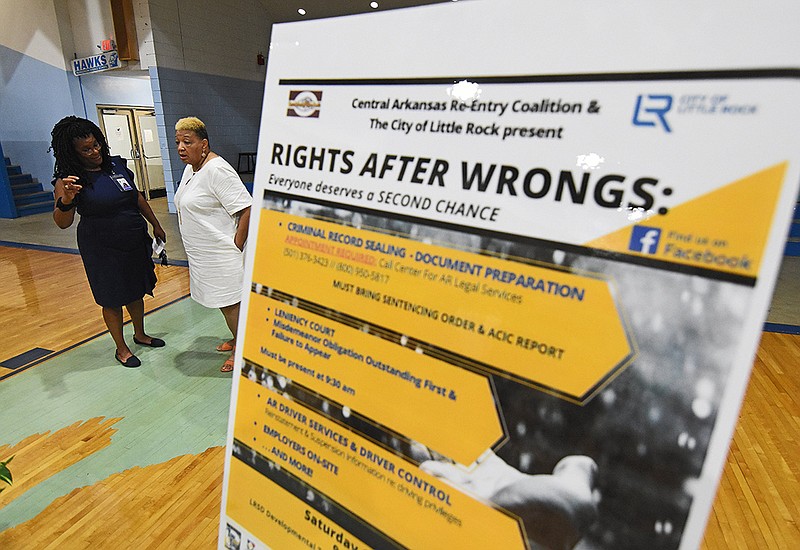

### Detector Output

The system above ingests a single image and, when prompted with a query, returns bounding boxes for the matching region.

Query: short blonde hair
[175,116,208,140]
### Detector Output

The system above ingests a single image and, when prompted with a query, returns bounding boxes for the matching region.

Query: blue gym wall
[151,66,264,210]
[0,44,73,188]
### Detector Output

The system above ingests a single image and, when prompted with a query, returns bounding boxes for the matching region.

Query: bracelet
[56,197,76,211]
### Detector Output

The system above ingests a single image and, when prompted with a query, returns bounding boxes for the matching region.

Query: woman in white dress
[174,117,252,372]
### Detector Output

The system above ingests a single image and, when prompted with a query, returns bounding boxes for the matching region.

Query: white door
[99,106,165,199]
[136,112,165,194]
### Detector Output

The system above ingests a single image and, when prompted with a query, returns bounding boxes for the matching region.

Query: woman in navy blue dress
[51,116,167,368]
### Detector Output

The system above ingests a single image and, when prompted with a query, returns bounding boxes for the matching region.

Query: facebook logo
[633,94,673,132]
[629,226,662,254]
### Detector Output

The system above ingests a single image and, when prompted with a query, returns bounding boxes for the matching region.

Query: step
[14,191,53,206]
[4,157,10,166]
[11,182,42,196]
[15,201,53,217]
[790,221,800,239]
[5,164,21,176]
[9,173,33,185]
[785,240,800,257]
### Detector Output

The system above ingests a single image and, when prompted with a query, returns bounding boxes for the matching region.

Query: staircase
[787,201,800,257]
[2,155,52,218]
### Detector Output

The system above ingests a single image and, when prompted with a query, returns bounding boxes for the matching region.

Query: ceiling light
[370,2,379,8]
[297,8,306,15]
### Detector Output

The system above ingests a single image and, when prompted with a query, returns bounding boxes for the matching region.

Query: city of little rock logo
[632,92,757,133]
[287,90,323,118]
[629,225,662,255]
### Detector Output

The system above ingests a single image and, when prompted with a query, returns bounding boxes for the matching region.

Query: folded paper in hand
[152,239,165,256]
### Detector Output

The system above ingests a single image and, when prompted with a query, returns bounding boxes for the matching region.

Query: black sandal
[115,352,141,368]
[133,336,166,348]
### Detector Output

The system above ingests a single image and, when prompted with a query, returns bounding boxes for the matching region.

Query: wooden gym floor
[0,239,798,548]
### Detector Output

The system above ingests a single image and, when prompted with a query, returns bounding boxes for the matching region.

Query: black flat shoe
[133,336,166,348]
[115,352,141,368]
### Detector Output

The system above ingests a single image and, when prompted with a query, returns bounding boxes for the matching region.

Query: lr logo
[629,226,662,255]
[633,94,673,132]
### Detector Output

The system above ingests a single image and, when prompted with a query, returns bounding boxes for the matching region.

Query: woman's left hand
[233,207,250,252]
[154,225,167,243]
[234,235,244,251]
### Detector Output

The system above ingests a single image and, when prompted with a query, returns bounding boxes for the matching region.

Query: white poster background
[220,2,800,549]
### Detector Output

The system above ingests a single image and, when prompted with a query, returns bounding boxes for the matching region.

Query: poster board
[219,2,800,548]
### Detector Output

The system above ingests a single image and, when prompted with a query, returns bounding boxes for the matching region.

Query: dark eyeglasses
[77,143,102,155]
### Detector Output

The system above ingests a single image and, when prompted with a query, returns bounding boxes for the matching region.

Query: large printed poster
[219,2,800,549]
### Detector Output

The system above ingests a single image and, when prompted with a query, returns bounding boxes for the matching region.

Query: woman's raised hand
[60,175,83,203]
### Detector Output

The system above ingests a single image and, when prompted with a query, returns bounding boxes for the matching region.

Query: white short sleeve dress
[174,156,253,308]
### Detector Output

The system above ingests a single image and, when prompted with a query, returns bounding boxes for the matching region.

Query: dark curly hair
[49,116,113,182]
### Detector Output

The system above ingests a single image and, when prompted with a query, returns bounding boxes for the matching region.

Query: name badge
[111,174,133,191]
